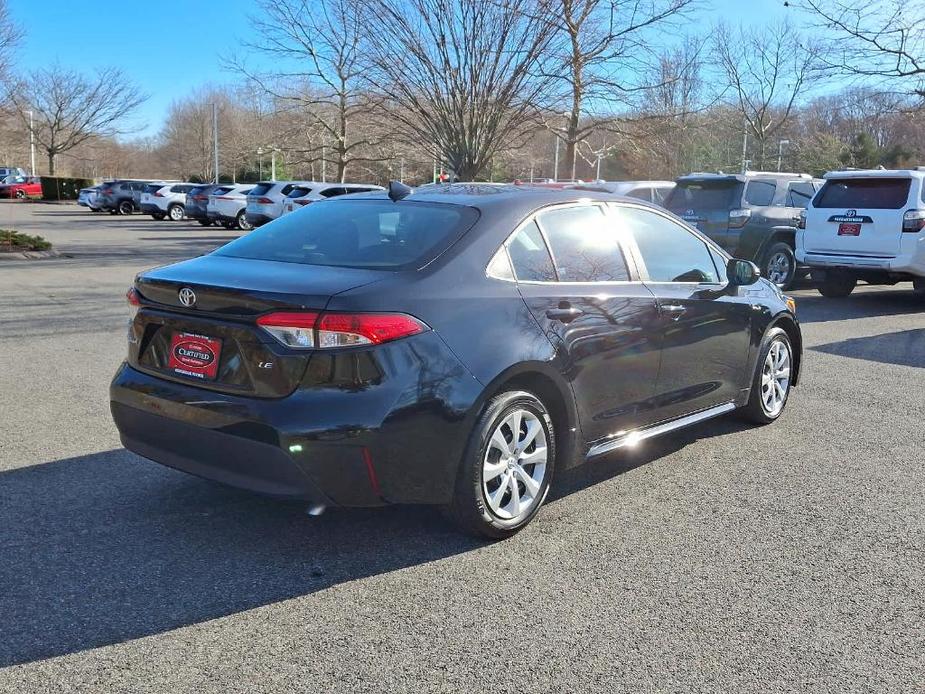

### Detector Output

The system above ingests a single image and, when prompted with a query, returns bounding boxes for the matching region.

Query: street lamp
[257,147,264,180]
[777,139,790,172]
[26,109,35,176]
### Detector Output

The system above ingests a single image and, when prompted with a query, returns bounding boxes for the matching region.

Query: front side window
[507,221,557,282]
[537,206,630,282]
[615,206,718,283]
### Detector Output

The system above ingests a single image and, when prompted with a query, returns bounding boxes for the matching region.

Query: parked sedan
[111,184,801,538]
[279,182,384,216]
[0,175,42,199]
[206,183,254,230]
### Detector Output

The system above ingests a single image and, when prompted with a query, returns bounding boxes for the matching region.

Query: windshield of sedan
[215,199,479,270]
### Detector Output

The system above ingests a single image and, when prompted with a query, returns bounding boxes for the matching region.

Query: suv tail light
[257,311,428,349]
[256,197,273,204]
[294,199,313,206]
[728,208,751,229]
[798,209,806,230]
[153,191,164,197]
[902,209,925,233]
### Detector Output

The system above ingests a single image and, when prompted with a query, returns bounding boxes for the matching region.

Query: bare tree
[0,0,22,78]
[364,0,558,181]
[545,0,695,180]
[792,0,924,97]
[5,65,146,174]
[230,0,387,182]
[714,21,820,169]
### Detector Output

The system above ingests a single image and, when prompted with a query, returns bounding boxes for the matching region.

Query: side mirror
[726,258,761,286]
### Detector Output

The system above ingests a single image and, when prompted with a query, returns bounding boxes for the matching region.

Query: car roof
[823,168,925,180]
[678,171,814,183]
[341,182,654,216]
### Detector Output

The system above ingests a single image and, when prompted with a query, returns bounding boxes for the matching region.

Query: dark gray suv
[665,172,823,289]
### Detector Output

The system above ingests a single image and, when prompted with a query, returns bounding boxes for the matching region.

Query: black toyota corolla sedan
[110,183,802,538]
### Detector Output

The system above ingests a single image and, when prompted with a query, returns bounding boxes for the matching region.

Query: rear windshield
[815,178,912,209]
[249,183,274,196]
[666,180,743,211]
[215,199,479,270]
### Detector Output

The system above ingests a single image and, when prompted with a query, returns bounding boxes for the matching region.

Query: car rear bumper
[796,251,925,276]
[245,212,273,227]
[109,330,483,507]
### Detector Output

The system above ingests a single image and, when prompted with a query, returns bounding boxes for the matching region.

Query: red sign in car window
[167,333,222,380]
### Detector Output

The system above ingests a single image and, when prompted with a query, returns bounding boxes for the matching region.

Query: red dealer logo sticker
[167,333,222,380]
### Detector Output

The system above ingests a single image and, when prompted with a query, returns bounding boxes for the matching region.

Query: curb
[0,249,64,261]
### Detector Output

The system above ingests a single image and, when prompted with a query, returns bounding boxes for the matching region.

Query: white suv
[797,169,925,298]
[207,184,255,230]
[140,183,196,221]
[280,182,384,216]
[245,181,312,227]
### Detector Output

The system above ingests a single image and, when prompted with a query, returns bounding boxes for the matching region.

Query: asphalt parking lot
[1,201,923,693]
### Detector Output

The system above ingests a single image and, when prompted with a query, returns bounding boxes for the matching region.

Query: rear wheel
[445,390,555,539]
[168,204,185,221]
[818,272,856,298]
[738,327,793,425]
[762,242,796,290]
[117,200,134,215]
[236,211,252,231]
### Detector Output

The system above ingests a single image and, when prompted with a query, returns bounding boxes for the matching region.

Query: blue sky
[10,0,794,139]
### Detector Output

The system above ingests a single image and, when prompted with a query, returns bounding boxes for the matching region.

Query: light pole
[777,139,790,172]
[553,135,559,182]
[257,147,264,180]
[27,109,35,175]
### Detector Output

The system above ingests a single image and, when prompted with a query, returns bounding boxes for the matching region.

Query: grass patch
[0,230,53,251]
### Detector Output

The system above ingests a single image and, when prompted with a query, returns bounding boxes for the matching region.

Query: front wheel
[445,390,555,539]
[738,327,794,425]
[236,211,252,231]
[168,204,185,221]
[762,242,796,290]
[15,189,25,199]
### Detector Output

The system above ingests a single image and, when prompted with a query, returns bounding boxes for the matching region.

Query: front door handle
[546,306,583,323]
[659,303,686,320]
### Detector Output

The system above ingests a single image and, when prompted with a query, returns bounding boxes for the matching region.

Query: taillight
[126,287,141,308]
[256,311,428,349]
[256,197,273,204]
[902,209,925,233]
[798,210,806,230]
[728,208,751,229]
[153,192,164,197]
[294,199,312,206]
[215,196,233,200]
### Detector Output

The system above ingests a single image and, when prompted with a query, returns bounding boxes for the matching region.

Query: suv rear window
[666,180,743,211]
[249,183,274,197]
[215,200,479,270]
[815,178,911,209]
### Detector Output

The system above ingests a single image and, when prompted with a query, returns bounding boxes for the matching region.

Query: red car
[0,176,42,199]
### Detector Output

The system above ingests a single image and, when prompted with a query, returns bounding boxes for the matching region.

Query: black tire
[197,219,212,226]
[151,213,165,221]
[761,242,796,290]
[444,390,555,539]
[117,200,134,215]
[913,278,925,299]
[818,272,857,298]
[168,204,185,221]
[15,189,25,199]
[738,327,794,425]
[236,211,252,231]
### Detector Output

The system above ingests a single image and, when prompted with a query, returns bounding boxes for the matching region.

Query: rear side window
[815,178,912,209]
[537,206,629,282]
[171,184,195,194]
[666,180,743,211]
[616,206,718,283]
[320,187,349,198]
[144,184,162,194]
[287,187,312,199]
[279,184,295,196]
[652,186,672,205]
[787,182,815,208]
[744,180,776,206]
[507,221,557,282]
[216,199,478,270]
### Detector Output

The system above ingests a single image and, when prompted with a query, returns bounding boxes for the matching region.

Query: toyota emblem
[178,287,197,307]
[847,209,857,217]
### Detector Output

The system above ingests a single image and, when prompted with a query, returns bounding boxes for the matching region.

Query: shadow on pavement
[812,328,925,369]
[1,413,745,667]
[794,288,924,324]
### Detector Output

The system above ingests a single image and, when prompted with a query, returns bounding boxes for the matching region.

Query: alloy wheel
[761,339,791,417]
[482,408,548,521]
[766,251,792,287]
[169,205,184,221]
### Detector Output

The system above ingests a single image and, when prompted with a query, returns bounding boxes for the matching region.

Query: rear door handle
[659,304,686,320]
[546,307,583,323]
